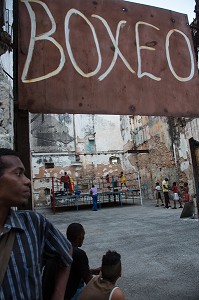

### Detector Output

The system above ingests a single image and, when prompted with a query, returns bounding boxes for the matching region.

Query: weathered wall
[30,114,138,205]
[129,115,197,201]
[0,0,13,149]
[0,67,13,148]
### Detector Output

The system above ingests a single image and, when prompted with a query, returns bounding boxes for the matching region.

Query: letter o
[65,9,102,78]
[166,29,195,82]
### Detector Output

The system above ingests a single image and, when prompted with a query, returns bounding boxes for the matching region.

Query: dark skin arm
[90,266,101,275]
[83,267,101,284]
[51,266,71,300]
[51,247,73,300]
[112,288,125,300]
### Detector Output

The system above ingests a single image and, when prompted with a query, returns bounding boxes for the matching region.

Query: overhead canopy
[18,0,199,116]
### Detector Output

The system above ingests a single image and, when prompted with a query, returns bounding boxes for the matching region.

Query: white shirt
[90,187,97,195]
[155,185,161,191]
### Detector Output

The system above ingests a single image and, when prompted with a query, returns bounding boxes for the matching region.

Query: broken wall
[30,114,137,205]
[0,67,13,148]
[130,115,197,201]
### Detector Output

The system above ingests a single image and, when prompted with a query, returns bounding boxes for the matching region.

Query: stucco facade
[30,114,143,205]
[129,115,197,201]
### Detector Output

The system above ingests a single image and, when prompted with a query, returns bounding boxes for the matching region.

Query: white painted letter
[92,15,135,81]
[65,9,102,78]
[136,21,161,81]
[21,0,65,83]
[166,29,194,82]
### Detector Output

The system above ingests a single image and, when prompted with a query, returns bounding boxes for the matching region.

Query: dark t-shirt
[65,247,91,299]
[42,247,91,300]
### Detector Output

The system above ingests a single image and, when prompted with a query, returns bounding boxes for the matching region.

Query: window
[109,156,121,165]
[45,162,54,169]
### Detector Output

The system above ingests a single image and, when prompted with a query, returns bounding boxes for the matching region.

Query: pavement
[37,200,199,300]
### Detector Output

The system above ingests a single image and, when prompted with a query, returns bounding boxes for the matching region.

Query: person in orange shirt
[120,172,126,187]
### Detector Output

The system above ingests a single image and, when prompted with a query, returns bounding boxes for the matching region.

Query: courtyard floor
[37,200,199,300]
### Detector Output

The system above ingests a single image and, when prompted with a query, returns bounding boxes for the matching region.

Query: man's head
[66,223,85,247]
[0,148,31,208]
[101,250,121,283]
[165,178,168,181]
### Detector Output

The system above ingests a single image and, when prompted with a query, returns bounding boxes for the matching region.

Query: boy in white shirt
[155,182,164,207]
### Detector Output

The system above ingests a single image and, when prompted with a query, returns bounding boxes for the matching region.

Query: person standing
[0,148,72,300]
[120,172,126,187]
[105,174,110,184]
[61,172,70,192]
[172,182,183,209]
[155,182,164,207]
[90,184,98,211]
[162,177,170,208]
[78,250,125,300]
[183,182,190,203]
[69,176,74,194]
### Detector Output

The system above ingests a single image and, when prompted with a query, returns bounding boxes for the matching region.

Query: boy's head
[101,250,121,282]
[66,223,85,247]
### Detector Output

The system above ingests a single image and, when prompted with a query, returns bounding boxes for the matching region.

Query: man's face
[78,230,85,247]
[0,155,31,208]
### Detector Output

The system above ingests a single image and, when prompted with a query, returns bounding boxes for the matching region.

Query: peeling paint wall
[30,114,137,205]
[0,0,13,149]
[0,66,13,148]
[130,115,197,201]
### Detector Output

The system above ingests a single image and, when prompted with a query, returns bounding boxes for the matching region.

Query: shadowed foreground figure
[42,222,100,300]
[79,250,125,300]
[0,148,72,300]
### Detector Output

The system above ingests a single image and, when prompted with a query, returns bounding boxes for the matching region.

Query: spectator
[183,182,190,202]
[90,184,98,211]
[155,182,164,207]
[162,177,171,209]
[172,182,183,209]
[43,223,100,300]
[0,148,72,300]
[78,250,125,300]
[105,174,110,184]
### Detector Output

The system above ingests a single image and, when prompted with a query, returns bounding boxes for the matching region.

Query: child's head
[156,182,159,186]
[173,182,176,186]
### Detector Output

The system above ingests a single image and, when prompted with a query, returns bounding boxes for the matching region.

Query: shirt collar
[4,209,25,232]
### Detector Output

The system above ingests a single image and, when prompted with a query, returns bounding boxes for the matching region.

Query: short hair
[101,250,121,281]
[0,148,19,177]
[66,223,84,242]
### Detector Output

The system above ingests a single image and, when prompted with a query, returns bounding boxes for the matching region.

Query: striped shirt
[0,209,72,300]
